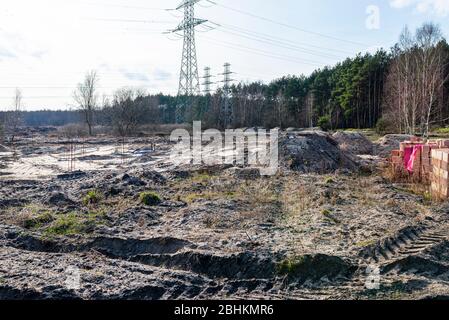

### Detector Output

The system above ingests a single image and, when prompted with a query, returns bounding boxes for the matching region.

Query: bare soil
[1,131,449,300]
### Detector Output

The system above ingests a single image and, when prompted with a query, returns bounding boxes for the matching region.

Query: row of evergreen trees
[145,49,396,130]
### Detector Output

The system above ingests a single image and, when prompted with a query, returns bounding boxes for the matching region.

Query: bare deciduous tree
[74,71,99,136]
[415,23,448,137]
[110,88,146,138]
[7,88,24,143]
[384,23,449,136]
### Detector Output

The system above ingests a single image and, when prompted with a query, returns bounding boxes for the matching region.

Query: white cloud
[0,0,180,110]
[390,0,449,16]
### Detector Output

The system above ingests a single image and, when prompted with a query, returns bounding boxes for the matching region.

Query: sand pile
[280,131,358,173]
[332,131,374,155]
[376,134,414,158]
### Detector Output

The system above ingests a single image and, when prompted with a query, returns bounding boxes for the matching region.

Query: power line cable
[213,26,342,60]
[82,17,177,24]
[216,22,355,55]
[198,35,326,66]
[206,0,369,47]
[73,1,168,11]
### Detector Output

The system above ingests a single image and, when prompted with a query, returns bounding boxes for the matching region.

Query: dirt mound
[120,174,146,186]
[280,254,357,283]
[332,132,373,155]
[57,171,87,180]
[90,237,195,258]
[45,192,76,206]
[376,134,415,158]
[280,131,358,173]
[5,231,193,258]
[77,155,114,161]
[132,251,277,280]
[132,251,356,284]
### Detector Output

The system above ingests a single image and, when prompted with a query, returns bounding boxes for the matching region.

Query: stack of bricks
[390,138,449,199]
[391,149,406,175]
[421,144,432,183]
[431,149,449,200]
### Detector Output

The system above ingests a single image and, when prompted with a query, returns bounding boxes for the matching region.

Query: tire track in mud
[360,223,449,266]
[1,228,359,299]
[340,220,449,296]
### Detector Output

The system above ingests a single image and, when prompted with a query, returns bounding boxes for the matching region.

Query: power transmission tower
[201,67,214,121]
[169,0,207,123]
[219,62,234,129]
[202,67,214,94]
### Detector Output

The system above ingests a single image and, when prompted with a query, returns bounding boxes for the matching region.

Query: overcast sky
[1,0,449,110]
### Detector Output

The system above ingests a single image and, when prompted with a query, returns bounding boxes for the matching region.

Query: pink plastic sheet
[403,147,413,171]
[406,145,423,173]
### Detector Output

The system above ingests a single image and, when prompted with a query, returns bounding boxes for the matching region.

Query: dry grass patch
[3,204,55,229]
[282,182,316,217]
[183,190,236,204]
[237,179,280,207]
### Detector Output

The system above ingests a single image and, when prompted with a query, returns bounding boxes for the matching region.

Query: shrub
[139,192,162,206]
[57,123,88,139]
[435,127,449,135]
[83,190,102,206]
[376,118,388,134]
[318,115,331,131]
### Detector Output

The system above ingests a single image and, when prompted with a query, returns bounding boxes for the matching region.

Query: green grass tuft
[43,211,106,237]
[276,256,306,275]
[83,190,102,206]
[24,211,55,230]
[45,213,86,236]
[139,192,162,206]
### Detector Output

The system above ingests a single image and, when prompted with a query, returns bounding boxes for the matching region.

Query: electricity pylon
[202,67,214,94]
[220,62,234,129]
[201,66,214,119]
[169,0,207,123]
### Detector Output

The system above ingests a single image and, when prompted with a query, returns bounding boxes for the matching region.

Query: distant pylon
[202,67,214,94]
[201,66,214,117]
[169,0,207,123]
[220,62,234,129]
